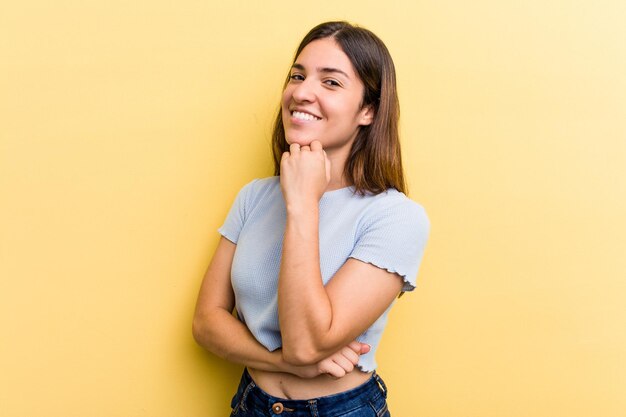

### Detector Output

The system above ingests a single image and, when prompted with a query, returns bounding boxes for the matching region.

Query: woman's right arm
[192,237,287,371]
[192,236,367,378]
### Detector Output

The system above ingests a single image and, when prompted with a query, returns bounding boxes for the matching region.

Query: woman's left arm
[278,142,408,365]
[280,248,404,365]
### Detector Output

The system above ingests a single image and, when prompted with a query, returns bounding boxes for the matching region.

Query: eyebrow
[291,63,350,79]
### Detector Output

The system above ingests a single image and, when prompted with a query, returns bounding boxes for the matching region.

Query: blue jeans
[229,368,391,417]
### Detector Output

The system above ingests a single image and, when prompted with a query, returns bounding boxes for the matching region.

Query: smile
[291,111,321,121]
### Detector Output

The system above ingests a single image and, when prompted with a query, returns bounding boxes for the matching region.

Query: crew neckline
[321,185,355,199]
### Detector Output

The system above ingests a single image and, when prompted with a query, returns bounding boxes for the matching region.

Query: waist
[248,367,372,399]
[233,368,388,416]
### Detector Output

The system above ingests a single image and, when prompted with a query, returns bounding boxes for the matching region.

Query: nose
[291,78,316,103]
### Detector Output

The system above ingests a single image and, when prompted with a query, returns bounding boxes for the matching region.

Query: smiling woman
[192,21,430,417]
[281,38,374,160]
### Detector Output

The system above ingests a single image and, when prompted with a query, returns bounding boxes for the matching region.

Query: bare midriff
[248,367,372,399]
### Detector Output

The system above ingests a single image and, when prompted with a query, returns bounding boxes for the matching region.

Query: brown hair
[271,21,406,195]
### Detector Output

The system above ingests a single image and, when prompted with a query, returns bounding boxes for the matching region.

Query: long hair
[271,21,405,195]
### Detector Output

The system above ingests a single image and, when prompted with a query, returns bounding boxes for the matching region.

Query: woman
[193,21,429,416]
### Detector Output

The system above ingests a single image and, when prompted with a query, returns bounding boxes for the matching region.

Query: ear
[358,104,375,126]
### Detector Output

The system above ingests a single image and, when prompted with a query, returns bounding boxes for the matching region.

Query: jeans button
[271,402,284,414]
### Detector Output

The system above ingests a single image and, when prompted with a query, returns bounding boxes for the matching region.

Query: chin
[285,136,314,146]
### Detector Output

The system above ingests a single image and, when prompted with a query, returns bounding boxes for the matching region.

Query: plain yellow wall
[1,1,625,416]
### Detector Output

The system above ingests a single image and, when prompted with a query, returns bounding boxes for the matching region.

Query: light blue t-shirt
[219,176,429,371]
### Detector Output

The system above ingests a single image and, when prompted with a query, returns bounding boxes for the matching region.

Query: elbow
[281,343,325,366]
[192,314,215,349]
[191,317,205,346]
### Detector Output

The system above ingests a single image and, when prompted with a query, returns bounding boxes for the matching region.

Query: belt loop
[307,399,319,417]
[239,379,256,412]
[373,372,388,398]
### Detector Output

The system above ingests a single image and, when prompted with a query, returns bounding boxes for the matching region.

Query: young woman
[193,21,430,417]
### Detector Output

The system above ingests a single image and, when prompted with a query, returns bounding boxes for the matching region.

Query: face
[281,38,373,154]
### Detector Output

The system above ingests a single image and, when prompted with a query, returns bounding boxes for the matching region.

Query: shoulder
[239,176,279,194]
[236,176,281,203]
[348,189,430,291]
[361,189,430,231]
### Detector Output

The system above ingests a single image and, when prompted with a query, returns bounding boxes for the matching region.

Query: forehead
[294,38,356,76]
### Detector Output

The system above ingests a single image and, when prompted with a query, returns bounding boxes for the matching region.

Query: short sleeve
[218,180,258,244]
[349,197,430,292]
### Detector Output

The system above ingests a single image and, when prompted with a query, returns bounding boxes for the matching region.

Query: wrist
[285,200,319,218]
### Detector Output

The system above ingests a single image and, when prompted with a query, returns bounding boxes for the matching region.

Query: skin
[193,38,404,399]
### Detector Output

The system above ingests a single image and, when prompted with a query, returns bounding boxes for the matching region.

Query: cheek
[281,86,293,108]
[281,92,291,119]
[327,101,360,127]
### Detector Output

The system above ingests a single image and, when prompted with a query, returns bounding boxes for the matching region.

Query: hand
[280,140,331,207]
[285,341,370,379]
[316,340,371,378]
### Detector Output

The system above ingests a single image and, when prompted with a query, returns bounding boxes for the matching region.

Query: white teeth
[292,111,320,121]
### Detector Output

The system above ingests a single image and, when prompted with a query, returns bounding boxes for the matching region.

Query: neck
[324,147,351,192]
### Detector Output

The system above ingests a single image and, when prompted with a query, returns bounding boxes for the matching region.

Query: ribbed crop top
[218,176,429,371]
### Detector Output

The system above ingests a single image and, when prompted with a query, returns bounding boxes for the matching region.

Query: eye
[289,73,305,81]
[323,79,341,87]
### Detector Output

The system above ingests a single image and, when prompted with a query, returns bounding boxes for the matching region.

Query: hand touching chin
[286,136,316,147]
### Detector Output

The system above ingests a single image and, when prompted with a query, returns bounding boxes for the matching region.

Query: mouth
[291,110,322,121]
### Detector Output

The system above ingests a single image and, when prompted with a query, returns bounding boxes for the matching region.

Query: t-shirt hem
[355,362,377,372]
[348,255,417,292]
[218,227,238,245]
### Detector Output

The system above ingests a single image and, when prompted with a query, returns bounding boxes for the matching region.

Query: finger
[332,354,355,374]
[318,359,345,378]
[360,343,371,355]
[310,140,323,152]
[289,143,301,153]
[300,145,311,152]
[281,151,290,162]
[347,340,362,354]
[340,346,360,365]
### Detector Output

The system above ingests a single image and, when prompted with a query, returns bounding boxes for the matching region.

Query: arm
[192,237,287,371]
[278,142,406,365]
[192,236,370,377]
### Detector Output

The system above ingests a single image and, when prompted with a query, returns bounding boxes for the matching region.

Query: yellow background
[1,1,625,416]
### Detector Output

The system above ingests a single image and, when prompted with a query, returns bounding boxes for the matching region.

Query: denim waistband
[233,368,388,416]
